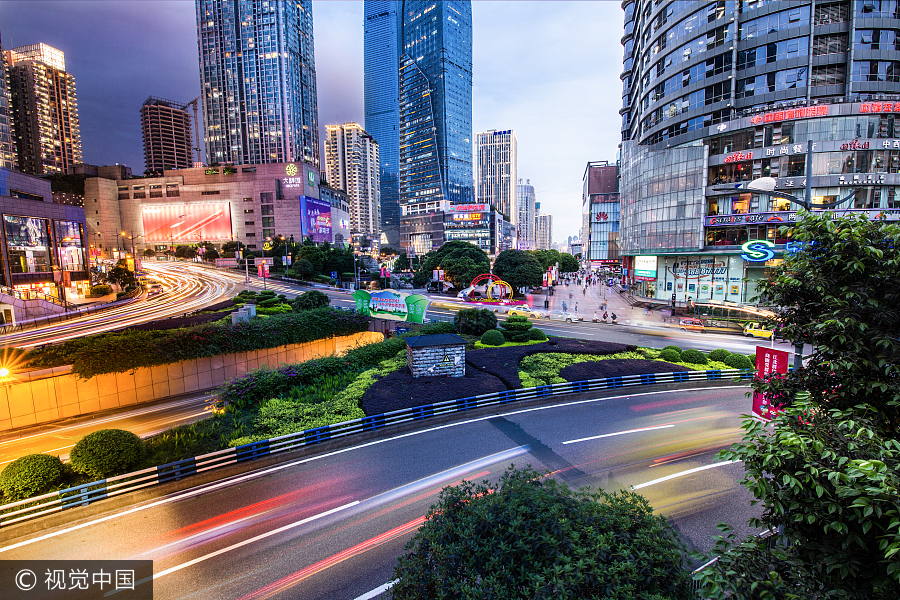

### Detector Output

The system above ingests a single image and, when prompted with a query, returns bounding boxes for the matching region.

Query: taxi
[508,307,544,319]
[678,317,705,332]
[743,322,774,339]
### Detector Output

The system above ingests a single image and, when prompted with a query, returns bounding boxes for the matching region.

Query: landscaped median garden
[0,303,755,506]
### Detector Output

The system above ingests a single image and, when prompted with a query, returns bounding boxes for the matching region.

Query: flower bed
[560,359,690,382]
[361,365,508,415]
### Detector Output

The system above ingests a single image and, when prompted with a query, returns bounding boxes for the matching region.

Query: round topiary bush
[529,327,547,341]
[662,345,682,353]
[708,348,730,363]
[70,429,144,479]
[659,348,682,363]
[724,353,754,370]
[747,353,757,364]
[0,454,65,501]
[680,348,708,365]
[480,329,505,346]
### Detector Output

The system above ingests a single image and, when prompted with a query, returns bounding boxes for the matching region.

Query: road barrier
[0,367,753,528]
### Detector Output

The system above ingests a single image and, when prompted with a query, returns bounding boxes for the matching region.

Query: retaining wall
[0,331,384,431]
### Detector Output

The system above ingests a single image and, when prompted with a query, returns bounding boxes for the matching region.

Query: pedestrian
[562,301,568,312]
[602,311,608,322]
[593,311,598,322]
[611,312,617,323]
[574,301,578,312]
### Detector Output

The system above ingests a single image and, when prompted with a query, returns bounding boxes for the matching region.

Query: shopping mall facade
[618,0,900,304]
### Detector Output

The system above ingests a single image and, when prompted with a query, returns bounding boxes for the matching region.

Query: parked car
[743,322,774,339]
[678,317,705,332]
[547,311,583,324]
[507,307,544,319]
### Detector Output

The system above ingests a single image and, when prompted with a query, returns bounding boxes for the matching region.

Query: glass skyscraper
[364,1,402,246]
[196,0,320,168]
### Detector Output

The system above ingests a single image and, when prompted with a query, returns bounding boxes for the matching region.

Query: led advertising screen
[300,196,332,243]
[142,203,232,242]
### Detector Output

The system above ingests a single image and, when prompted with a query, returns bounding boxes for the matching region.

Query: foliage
[412,268,431,288]
[291,290,330,311]
[69,429,144,479]
[203,249,220,261]
[707,348,730,362]
[291,259,315,278]
[454,308,496,336]
[491,250,544,291]
[419,240,491,289]
[104,259,136,288]
[500,314,534,342]
[528,248,563,271]
[391,465,692,600]
[221,240,245,253]
[174,245,198,260]
[529,327,547,341]
[662,345,682,353]
[679,348,708,365]
[142,248,156,258]
[723,353,753,370]
[753,212,900,433]
[480,329,505,346]
[89,284,112,296]
[697,402,900,599]
[558,253,580,273]
[415,321,457,335]
[659,348,681,363]
[394,252,410,271]
[0,454,65,501]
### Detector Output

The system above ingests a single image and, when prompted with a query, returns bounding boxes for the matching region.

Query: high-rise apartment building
[6,43,82,175]
[535,203,552,251]
[0,33,16,170]
[515,179,536,250]
[324,123,382,236]
[364,0,402,246]
[196,0,319,168]
[476,129,517,233]
[619,0,900,303]
[581,161,619,267]
[141,97,195,173]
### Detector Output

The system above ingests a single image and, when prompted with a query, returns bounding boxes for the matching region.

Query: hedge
[659,348,681,363]
[70,429,144,479]
[529,327,547,341]
[662,345,682,353]
[0,454,65,501]
[708,348,730,363]
[26,307,370,379]
[480,329,505,346]
[724,353,754,370]
[680,348,708,365]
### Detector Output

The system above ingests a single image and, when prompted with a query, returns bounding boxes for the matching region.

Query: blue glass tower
[196,0,319,168]
[364,1,402,245]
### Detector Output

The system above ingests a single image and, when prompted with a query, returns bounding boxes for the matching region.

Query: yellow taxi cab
[743,322,774,339]
[508,307,544,319]
[678,317,705,332]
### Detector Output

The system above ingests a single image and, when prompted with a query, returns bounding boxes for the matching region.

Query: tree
[529,248,562,271]
[391,465,692,599]
[295,245,326,274]
[379,245,399,256]
[142,248,156,258]
[221,240,245,254]
[491,250,543,292]
[174,246,198,260]
[453,308,497,336]
[105,260,136,288]
[291,259,315,279]
[559,253,580,273]
[291,290,330,311]
[203,249,220,262]
[394,252,410,272]
[421,241,490,289]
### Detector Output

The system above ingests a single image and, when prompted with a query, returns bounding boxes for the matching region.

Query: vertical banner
[752,346,790,419]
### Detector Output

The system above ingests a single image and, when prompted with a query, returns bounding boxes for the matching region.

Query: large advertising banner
[352,290,430,324]
[752,346,790,420]
[300,196,332,243]
[142,203,232,242]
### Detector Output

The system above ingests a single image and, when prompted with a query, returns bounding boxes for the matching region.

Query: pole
[245,257,250,293]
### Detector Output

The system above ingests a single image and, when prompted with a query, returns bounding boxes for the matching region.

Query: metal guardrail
[0,283,75,310]
[0,367,753,527]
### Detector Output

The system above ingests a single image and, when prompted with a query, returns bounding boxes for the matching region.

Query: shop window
[707,199,719,215]
[731,195,750,214]
[772,197,792,211]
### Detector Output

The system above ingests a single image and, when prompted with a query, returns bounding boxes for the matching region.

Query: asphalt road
[0,386,760,600]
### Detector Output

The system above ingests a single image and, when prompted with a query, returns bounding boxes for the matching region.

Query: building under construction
[140,97,199,173]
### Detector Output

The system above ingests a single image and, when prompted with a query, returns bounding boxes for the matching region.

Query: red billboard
[751,346,790,420]
[142,204,232,242]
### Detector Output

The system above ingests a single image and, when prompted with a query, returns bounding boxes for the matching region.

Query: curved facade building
[620,0,900,304]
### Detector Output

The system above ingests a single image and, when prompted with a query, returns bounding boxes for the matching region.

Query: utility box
[405,334,466,378]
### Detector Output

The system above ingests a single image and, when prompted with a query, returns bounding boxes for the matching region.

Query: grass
[473,339,546,350]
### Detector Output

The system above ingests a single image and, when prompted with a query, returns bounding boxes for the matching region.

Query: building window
[244,221,255,226]
[246,232,256,237]
[243,197,253,202]
[260,205,274,215]
[244,209,254,214]
[201,190,221,196]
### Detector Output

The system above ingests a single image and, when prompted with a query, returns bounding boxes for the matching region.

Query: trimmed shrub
[708,348,731,363]
[70,429,144,479]
[680,348,708,365]
[529,327,547,341]
[748,353,757,364]
[724,353,754,370]
[417,321,457,335]
[659,348,681,363]
[90,284,112,296]
[291,290,330,311]
[258,297,282,308]
[0,454,65,501]
[480,329,505,346]
[453,308,496,336]
[662,345,682,353]
[500,315,533,343]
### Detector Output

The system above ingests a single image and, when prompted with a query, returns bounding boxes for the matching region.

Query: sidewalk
[532,280,676,327]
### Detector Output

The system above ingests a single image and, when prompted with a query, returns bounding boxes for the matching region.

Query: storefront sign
[763,144,807,157]
[840,140,870,150]
[283,176,304,189]
[706,208,900,228]
[750,105,828,125]
[634,255,657,279]
[741,240,776,262]
[752,347,790,420]
[859,102,900,114]
[351,289,431,324]
[449,204,487,212]
[452,212,483,221]
[724,151,753,163]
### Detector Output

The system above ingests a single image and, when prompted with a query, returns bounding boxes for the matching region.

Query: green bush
[291,290,330,311]
[500,315,533,343]
[391,466,692,600]
[70,429,144,479]
[529,327,547,341]
[747,353,757,364]
[724,353,754,370]
[662,345,682,353]
[416,321,457,335]
[0,454,65,501]
[680,348,708,365]
[453,308,496,336]
[258,297,281,308]
[659,348,682,363]
[708,348,730,363]
[480,329,505,346]
[90,284,112,296]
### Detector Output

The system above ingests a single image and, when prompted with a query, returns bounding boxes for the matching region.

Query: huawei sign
[595,212,609,222]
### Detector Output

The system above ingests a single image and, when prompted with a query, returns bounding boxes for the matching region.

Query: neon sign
[724,151,753,163]
[741,240,776,263]
[750,105,827,125]
[840,140,870,150]
[859,102,900,113]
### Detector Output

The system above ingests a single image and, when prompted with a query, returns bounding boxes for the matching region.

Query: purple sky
[0,1,624,243]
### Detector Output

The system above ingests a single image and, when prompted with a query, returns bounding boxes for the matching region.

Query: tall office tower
[476,129,517,227]
[581,161,619,265]
[0,33,16,170]
[619,0,900,303]
[399,0,474,211]
[535,203,552,251]
[364,0,402,246]
[324,122,382,236]
[6,43,82,175]
[141,97,195,173]
[515,178,536,250]
[196,0,320,168]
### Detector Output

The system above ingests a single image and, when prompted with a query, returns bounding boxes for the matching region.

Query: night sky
[0,1,624,243]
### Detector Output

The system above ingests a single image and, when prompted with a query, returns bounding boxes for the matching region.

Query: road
[0,386,760,600]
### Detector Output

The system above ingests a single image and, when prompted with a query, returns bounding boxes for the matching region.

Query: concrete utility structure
[324,123,382,237]
[6,43,82,175]
[405,333,466,378]
[619,0,900,303]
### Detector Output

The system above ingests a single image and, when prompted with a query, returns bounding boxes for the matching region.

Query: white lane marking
[354,580,398,600]
[631,460,739,490]
[562,424,675,445]
[0,387,740,553]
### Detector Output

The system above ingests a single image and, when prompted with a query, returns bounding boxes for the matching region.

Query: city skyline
[0,1,621,244]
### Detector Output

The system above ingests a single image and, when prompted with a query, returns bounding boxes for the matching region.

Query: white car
[547,311,583,323]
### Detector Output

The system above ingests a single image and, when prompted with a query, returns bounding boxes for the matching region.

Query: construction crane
[184,96,202,165]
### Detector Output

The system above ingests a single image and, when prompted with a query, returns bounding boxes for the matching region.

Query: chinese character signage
[352,290,431,323]
[750,105,828,125]
[299,196,332,243]
[752,347,790,420]
[0,560,152,600]
[724,151,753,163]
